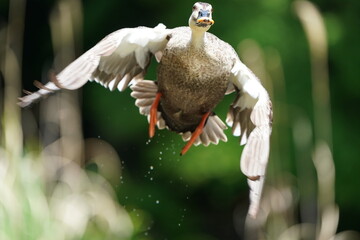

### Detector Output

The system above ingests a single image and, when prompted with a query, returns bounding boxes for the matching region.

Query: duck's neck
[190,30,206,49]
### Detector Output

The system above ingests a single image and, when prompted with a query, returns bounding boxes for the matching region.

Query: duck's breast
[157,27,236,131]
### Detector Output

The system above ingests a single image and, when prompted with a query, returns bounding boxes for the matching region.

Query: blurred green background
[1,0,360,239]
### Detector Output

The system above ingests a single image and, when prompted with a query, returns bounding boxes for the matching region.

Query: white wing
[228,60,273,217]
[19,23,170,107]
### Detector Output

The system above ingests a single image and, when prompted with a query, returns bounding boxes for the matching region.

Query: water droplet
[160,151,163,155]
[150,177,153,181]
[156,200,160,204]
[150,166,154,170]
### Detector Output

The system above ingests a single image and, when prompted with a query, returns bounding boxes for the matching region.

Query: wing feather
[229,60,273,217]
[19,23,170,107]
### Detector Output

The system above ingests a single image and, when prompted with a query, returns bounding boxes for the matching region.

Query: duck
[19,2,273,217]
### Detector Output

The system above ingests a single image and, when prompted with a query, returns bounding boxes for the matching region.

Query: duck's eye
[192,5,196,10]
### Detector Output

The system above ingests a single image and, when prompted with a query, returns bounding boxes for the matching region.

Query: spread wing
[228,60,273,217]
[18,23,170,107]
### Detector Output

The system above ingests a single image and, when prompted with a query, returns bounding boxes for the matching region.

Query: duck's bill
[196,17,215,27]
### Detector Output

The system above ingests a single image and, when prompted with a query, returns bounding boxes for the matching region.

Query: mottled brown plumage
[158,27,234,132]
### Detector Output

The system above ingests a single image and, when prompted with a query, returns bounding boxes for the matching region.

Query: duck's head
[189,2,214,32]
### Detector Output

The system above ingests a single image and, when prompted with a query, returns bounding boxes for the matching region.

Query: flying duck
[19,2,273,217]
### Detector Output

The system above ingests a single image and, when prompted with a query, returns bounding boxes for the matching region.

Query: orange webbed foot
[149,92,162,138]
[180,112,211,156]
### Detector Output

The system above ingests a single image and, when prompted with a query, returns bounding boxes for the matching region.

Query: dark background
[1,0,360,239]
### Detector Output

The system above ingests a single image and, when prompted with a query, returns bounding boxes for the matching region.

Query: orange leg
[180,112,211,156]
[149,92,162,138]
